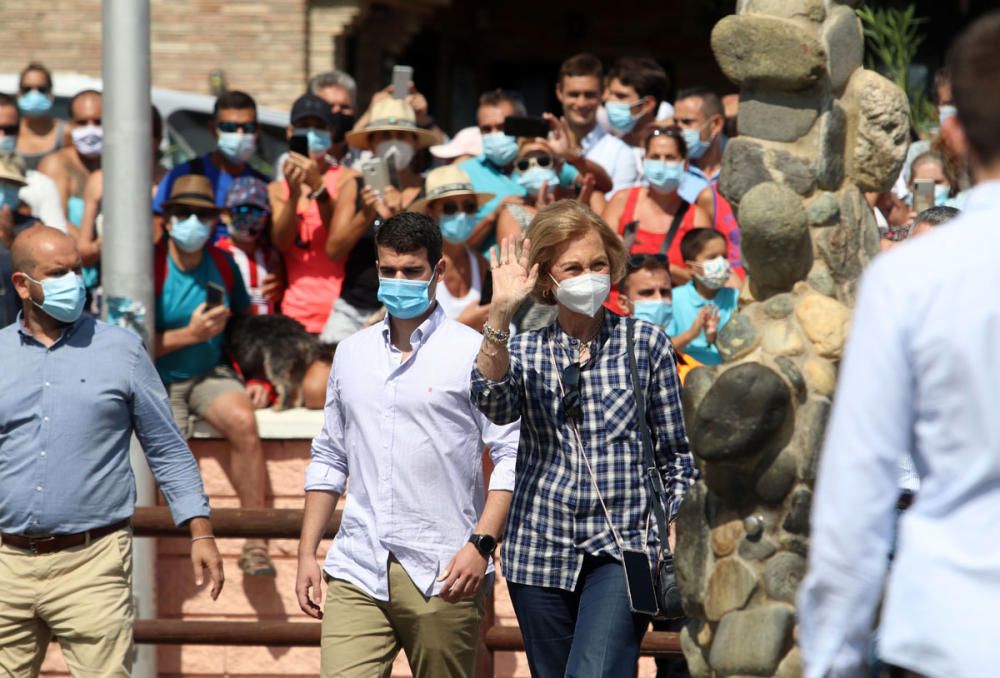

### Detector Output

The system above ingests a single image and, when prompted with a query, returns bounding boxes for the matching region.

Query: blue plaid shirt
[471,311,698,591]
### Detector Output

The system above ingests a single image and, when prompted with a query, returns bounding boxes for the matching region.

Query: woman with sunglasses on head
[471,200,698,678]
[320,98,437,344]
[14,63,65,172]
[602,125,712,290]
[411,165,495,330]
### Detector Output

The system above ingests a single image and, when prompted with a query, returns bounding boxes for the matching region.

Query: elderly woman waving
[470,199,698,678]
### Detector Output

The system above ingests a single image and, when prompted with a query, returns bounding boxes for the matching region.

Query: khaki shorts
[167,364,245,438]
[0,528,134,676]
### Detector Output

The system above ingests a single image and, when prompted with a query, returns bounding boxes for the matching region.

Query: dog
[224,314,333,411]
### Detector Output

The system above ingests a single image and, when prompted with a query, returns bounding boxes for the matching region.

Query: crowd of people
[0,10,993,675]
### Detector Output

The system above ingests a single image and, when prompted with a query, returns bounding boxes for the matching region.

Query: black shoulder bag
[626,317,684,620]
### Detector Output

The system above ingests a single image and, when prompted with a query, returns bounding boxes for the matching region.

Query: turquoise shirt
[155,250,250,384]
[459,155,579,254]
[667,282,739,365]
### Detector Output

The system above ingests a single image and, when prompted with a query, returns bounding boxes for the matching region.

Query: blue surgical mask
[18,90,53,117]
[440,213,477,244]
[682,125,711,160]
[217,132,256,163]
[516,167,559,197]
[643,160,684,193]
[25,271,86,323]
[170,214,213,253]
[482,132,518,167]
[294,128,332,155]
[605,101,640,133]
[934,184,950,207]
[0,182,20,210]
[377,277,433,320]
[632,299,673,328]
[0,135,16,153]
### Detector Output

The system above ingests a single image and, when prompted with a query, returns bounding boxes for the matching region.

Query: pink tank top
[280,166,346,334]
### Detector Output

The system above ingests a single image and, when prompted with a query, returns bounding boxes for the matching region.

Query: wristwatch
[468,533,497,558]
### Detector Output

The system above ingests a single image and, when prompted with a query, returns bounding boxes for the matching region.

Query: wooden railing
[130,507,682,672]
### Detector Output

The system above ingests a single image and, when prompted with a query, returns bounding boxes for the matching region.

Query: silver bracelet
[482,322,510,346]
[191,535,216,543]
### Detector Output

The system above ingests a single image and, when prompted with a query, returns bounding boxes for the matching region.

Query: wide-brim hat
[410,164,494,214]
[345,98,438,151]
[430,126,482,159]
[0,152,27,186]
[162,174,219,210]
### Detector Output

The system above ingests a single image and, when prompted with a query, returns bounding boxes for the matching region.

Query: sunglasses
[0,125,18,136]
[441,200,478,216]
[20,85,51,95]
[230,204,268,218]
[562,363,582,420]
[173,208,218,221]
[515,155,553,172]
[627,253,668,271]
[217,121,258,134]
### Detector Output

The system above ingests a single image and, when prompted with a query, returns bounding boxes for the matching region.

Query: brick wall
[0,0,310,111]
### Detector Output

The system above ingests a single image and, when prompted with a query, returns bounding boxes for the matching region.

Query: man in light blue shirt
[799,15,1000,676]
[674,87,727,205]
[296,212,519,678]
[0,226,222,675]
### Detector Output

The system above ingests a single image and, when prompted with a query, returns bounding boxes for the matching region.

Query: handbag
[626,317,685,620]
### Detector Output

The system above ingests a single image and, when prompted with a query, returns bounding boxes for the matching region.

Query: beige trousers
[0,529,134,677]
[321,558,485,678]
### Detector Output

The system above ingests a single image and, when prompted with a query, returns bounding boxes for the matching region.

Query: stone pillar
[674,2,909,676]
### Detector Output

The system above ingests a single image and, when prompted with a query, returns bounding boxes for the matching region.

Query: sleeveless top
[279,165,346,333]
[19,119,66,172]
[436,248,481,320]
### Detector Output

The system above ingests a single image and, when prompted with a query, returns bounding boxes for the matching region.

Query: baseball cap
[225,176,270,210]
[290,93,335,128]
[430,126,483,159]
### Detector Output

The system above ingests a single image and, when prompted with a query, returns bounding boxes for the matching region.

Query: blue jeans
[507,555,649,678]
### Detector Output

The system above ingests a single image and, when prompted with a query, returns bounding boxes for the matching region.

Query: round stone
[738,182,813,296]
[807,192,841,226]
[709,604,795,675]
[763,293,795,319]
[712,15,827,91]
[802,357,837,396]
[755,447,797,503]
[711,519,745,557]
[717,313,760,362]
[764,551,807,603]
[744,515,766,538]
[795,292,851,359]
[762,321,806,357]
[691,363,793,463]
[782,488,812,535]
[704,558,758,621]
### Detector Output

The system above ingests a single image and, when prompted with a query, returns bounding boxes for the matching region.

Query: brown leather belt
[1,519,131,554]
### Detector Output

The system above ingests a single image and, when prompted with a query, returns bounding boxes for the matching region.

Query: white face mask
[72,125,103,158]
[695,256,731,289]
[550,273,611,318]
[375,139,415,170]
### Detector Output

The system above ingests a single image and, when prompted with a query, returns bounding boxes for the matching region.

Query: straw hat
[410,165,494,214]
[0,153,27,187]
[345,98,438,151]
[162,174,219,210]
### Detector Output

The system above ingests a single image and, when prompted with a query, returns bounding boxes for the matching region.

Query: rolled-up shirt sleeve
[470,337,524,426]
[305,353,348,494]
[647,327,698,518]
[129,342,210,526]
[476,410,519,493]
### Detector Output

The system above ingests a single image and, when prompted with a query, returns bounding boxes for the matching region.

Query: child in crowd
[216,177,283,314]
[618,252,702,382]
[667,228,738,365]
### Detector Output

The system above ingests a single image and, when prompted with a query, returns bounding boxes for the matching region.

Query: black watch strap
[469,533,497,557]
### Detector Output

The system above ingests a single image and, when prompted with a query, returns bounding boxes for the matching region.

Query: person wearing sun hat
[319,98,435,344]
[155,174,276,578]
[410,164,495,329]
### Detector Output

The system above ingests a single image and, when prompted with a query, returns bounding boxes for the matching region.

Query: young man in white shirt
[295,211,520,678]
[556,53,639,197]
[798,13,1000,677]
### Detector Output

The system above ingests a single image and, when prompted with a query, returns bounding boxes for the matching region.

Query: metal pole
[102,2,156,676]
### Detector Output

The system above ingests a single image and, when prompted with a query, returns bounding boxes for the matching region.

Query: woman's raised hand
[488,235,539,315]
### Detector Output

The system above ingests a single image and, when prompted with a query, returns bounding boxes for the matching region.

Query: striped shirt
[471,311,698,591]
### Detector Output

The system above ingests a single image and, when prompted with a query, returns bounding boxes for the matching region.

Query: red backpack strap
[206,245,236,293]
[154,239,168,298]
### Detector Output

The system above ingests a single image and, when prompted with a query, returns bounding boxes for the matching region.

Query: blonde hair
[525,200,628,305]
